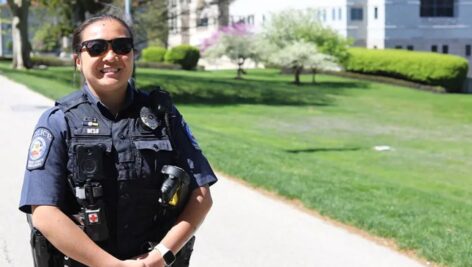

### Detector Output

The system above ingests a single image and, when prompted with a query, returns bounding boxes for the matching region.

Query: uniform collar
[82,82,136,119]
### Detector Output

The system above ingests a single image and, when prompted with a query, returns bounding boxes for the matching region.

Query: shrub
[32,23,61,53]
[164,45,200,70]
[135,61,181,70]
[31,56,73,67]
[141,46,167,63]
[344,48,469,93]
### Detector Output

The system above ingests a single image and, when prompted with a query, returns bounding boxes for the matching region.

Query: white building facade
[168,0,472,74]
[0,3,13,57]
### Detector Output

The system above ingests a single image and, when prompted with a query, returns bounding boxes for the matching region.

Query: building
[0,2,12,57]
[312,0,472,55]
[167,0,313,48]
[168,0,472,76]
[167,0,227,49]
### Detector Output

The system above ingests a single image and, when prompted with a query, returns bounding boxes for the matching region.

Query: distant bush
[141,46,167,63]
[344,48,469,93]
[135,61,181,70]
[164,45,200,70]
[31,56,72,67]
[32,23,61,53]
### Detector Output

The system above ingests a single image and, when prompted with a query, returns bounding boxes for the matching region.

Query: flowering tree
[262,9,351,65]
[202,23,261,79]
[268,41,338,85]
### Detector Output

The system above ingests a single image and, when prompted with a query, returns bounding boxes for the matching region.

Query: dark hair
[72,14,134,54]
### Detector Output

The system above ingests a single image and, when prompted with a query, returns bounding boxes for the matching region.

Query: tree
[133,0,168,48]
[203,23,261,79]
[33,0,113,54]
[267,41,338,85]
[37,0,113,25]
[262,9,351,64]
[7,0,32,69]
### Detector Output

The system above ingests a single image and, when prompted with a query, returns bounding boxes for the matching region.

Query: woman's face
[75,19,133,95]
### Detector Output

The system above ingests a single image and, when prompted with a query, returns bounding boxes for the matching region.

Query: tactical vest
[56,88,179,259]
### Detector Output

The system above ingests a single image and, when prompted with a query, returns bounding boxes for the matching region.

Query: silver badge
[140,106,159,130]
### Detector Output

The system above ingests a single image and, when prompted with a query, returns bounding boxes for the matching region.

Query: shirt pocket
[132,138,174,181]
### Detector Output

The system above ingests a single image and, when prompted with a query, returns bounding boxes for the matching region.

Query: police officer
[19,14,217,267]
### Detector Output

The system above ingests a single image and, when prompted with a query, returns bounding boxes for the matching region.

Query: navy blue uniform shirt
[19,84,217,214]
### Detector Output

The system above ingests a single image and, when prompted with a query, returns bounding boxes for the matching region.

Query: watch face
[163,251,176,265]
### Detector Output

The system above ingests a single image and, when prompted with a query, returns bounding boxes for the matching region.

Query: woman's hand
[119,260,146,267]
[132,250,164,267]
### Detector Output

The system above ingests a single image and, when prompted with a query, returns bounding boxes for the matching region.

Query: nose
[103,47,118,61]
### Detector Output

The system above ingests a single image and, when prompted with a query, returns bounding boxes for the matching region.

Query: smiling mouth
[100,67,121,74]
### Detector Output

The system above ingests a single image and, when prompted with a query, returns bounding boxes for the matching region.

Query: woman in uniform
[19,14,217,267]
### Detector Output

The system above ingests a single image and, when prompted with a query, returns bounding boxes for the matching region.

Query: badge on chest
[140,106,159,130]
[82,117,100,134]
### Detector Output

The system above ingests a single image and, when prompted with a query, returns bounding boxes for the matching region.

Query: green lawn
[1,62,471,267]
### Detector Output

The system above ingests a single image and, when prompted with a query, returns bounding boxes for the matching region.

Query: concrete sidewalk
[0,74,427,266]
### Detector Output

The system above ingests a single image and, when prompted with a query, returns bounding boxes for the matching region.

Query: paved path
[0,74,427,266]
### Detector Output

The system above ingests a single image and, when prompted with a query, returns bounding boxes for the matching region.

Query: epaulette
[55,91,88,112]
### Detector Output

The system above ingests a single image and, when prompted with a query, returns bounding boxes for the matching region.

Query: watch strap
[154,243,176,266]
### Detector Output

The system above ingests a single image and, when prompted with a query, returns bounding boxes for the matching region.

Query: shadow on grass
[285,147,362,153]
[0,65,78,88]
[137,71,370,106]
[0,64,370,107]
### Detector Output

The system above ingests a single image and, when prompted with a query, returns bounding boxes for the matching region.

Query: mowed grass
[1,62,471,267]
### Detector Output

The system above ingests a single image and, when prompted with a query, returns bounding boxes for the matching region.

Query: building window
[197,17,208,28]
[466,45,471,57]
[332,8,336,20]
[350,7,363,21]
[395,45,402,49]
[323,9,327,22]
[338,8,342,20]
[248,15,255,25]
[407,45,414,51]
[431,45,438,52]
[420,0,454,17]
[169,12,178,33]
[374,7,378,19]
[442,45,449,54]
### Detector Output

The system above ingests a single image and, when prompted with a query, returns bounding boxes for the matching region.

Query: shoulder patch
[27,128,54,170]
[181,119,201,150]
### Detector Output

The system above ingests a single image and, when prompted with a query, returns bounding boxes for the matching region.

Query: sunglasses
[79,38,134,57]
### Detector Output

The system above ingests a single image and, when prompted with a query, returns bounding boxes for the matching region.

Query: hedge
[164,45,200,70]
[344,48,469,93]
[141,46,167,63]
[135,61,181,70]
[31,56,73,67]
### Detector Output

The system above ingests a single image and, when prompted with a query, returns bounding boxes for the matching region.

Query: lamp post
[124,0,132,25]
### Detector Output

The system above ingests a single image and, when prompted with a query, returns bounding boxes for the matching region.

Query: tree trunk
[293,66,303,85]
[311,68,317,84]
[217,0,229,27]
[8,0,32,69]
[235,57,245,79]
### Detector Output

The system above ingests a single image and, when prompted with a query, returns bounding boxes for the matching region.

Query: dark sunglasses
[79,38,134,57]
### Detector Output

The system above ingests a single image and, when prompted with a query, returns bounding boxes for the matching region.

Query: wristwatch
[154,243,176,266]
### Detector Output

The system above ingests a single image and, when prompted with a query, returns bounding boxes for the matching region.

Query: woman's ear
[73,54,81,71]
